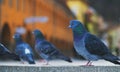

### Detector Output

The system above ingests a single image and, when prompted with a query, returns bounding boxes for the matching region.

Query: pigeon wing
[23,43,33,54]
[15,43,32,56]
[84,33,111,56]
[40,41,59,56]
[36,40,60,59]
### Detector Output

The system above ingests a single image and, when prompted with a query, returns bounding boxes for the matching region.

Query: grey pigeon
[33,29,72,65]
[13,33,35,64]
[0,43,20,60]
[69,20,120,65]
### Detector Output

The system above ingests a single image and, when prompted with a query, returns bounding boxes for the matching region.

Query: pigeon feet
[43,61,49,65]
[39,59,46,63]
[39,59,49,65]
[21,61,25,64]
[85,61,94,66]
[20,59,25,64]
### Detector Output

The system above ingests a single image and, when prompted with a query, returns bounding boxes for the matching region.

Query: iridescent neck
[35,38,44,43]
[15,39,23,45]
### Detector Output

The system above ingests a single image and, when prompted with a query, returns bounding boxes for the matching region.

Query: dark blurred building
[0,0,76,56]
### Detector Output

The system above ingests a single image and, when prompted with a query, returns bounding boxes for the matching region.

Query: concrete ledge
[0,66,120,72]
[0,60,120,72]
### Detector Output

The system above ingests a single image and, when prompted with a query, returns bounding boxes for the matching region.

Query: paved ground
[0,59,119,66]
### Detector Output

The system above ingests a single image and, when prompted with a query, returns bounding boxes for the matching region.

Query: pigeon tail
[103,54,120,65]
[59,55,72,63]
[28,60,35,64]
[26,54,35,64]
[65,58,72,62]
[110,61,120,65]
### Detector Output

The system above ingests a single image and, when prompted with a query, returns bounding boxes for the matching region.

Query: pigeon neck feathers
[35,35,45,43]
[72,24,87,41]
[33,30,45,43]
[73,25,87,34]
[73,26,87,38]
[35,38,44,43]
[73,31,86,41]
[70,20,87,34]
[15,38,23,45]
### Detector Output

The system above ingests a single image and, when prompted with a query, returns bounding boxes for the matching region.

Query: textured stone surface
[0,66,120,72]
[0,60,120,72]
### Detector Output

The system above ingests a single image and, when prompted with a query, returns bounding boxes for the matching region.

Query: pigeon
[0,43,20,60]
[69,20,120,65]
[32,29,72,65]
[13,33,35,64]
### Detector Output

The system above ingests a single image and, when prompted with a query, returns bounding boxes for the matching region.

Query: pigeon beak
[68,25,72,28]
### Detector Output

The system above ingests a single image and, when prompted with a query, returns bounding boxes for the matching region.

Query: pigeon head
[32,29,44,40]
[69,20,87,33]
[13,33,22,42]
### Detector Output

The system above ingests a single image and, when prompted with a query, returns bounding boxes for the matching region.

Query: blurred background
[0,0,120,58]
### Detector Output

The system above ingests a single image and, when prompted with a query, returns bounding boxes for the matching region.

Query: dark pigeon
[69,20,120,65]
[13,33,35,64]
[0,43,20,60]
[33,29,72,65]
